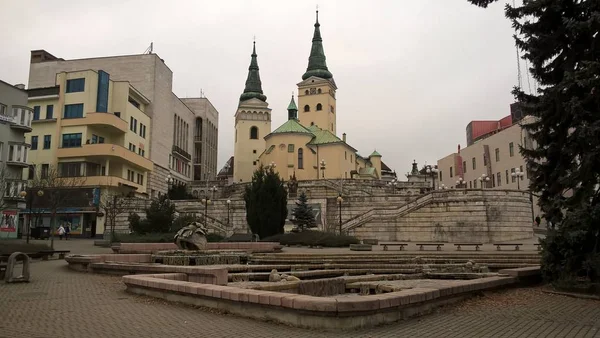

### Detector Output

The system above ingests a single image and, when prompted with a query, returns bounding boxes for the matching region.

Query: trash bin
[31,227,51,239]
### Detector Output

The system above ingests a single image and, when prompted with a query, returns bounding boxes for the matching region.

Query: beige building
[27,50,219,197]
[436,114,539,220]
[232,12,393,182]
[26,69,153,236]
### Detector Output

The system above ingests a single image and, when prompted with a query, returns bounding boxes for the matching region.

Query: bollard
[4,252,31,283]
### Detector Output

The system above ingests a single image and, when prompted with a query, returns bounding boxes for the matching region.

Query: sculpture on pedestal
[287,172,299,198]
[174,221,208,250]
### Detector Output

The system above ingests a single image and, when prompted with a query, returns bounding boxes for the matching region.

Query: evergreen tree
[243,165,288,239]
[291,191,316,231]
[468,0,600,282]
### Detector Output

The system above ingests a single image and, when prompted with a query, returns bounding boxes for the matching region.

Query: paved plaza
[1,239,599,338]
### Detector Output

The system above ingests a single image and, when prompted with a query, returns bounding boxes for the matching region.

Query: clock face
[310,88,317,95]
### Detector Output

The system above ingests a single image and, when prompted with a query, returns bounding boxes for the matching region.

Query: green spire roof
[240,41,267,102]
[302,11,333,80]
[287,95,298,111]
[287,95,298,120]
[369,150,382,157]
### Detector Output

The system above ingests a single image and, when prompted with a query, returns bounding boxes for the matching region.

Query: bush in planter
[113,232,225,244]
[262,231,360,248]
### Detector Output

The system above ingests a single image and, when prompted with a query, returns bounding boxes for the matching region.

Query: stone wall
[348,189,533,243]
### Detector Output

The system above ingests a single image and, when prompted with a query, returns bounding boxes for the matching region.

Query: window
[98,136,105,144]
[33,106,41,120]
[439,171,443,181]
[316,103,322,111]
[43,135,51,149]
[450,166,453,178]
[64,104,83,118]
[128,96,140,109]
[519,165,524,180]
[511,168,516,182]
[0,103,6,116]
[127,170,135,182]
[140,124,146,138]
[509,142,515,157]
[330,105,334,113]
[298,148,304,169]
[130,117,137,132]
[506,170,509,184]
[91,134,98,144]
[137,173,144,185]
[492,173,496,187]
[497,172,502,186]
[0,142,3,160]
[66,78,85,93]
[469,181,472,189]
[495,148,500,162]
[253,161,257,165]
[472,157,476,170]
[28,165,35,180]
[96,70,109,112]
[317,88,322,94]
[138,148,145,157]
[345,151,347,160]
[463,161,467,173]
[304,90,309,95]
[59,162,81,177]
[41,164,49,179]
[46,105,54,119]
[62,133,82,148]
[252,149,257,154]
[250,126,258,139]
[483,155,487,166]
[129,143,136,152]
[473,179,477,189]
[304,105,310,112]
[288,144,294,153]
[31,136,38,150]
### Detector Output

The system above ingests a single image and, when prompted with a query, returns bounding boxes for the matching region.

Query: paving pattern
[0,239,599,338]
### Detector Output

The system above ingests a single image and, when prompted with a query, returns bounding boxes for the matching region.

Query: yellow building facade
[26,69,153,236]
[233,12,388,182]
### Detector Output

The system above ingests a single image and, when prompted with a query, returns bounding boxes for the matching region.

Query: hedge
[262,231,360,247]
[113,232,225,243]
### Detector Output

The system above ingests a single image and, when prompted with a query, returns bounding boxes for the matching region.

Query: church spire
[287,93,298,120]
[240,41,267,102]
[302,10,333,80]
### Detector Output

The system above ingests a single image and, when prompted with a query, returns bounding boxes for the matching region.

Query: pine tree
[468,0,600,282]
[243,165,288,239]
[292,191,316,231]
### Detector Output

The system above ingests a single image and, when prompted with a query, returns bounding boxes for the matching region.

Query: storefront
[1,210,20,239]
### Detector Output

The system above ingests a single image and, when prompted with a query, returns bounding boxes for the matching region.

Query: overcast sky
[0,0,524,176]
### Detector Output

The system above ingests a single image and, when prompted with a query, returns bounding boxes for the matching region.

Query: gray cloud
[0,0,519,175]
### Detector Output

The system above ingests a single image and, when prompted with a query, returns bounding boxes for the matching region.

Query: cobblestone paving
[1,259,599,338]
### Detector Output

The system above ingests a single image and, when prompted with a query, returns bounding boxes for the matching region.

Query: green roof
[369,150,382,157]
[302,11,333,81]
[307,125,344,145]
[287,95,298,111]
[270,119,312,135]
[240,42,267,102]
[359,167,376,176]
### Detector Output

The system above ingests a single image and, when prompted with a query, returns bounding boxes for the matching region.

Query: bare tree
[31,165,84,249]
[100,183,135,243]
[0,165,12,212]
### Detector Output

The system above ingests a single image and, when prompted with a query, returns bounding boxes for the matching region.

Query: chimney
[342,133,346,142]
[14,84,25,90]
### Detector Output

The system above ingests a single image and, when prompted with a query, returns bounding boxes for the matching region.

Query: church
[230,11,395,183]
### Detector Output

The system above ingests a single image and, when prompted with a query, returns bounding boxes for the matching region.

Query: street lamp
[456,177,465,188]
[440,184,447,190]
[511,168,525,189]
[226,199,231,226]
[478,174,490,189]
[20,187,44,243]
[387,178,398,194]
[337,194,343,235]
[201,197,211,228]
[320,160,326,178]
[210,185,218,199]
[165,174,174,197]
[425,165,438,190]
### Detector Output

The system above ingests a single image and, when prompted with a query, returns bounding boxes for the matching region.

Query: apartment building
[26,69,153,237]
[437,113,540,220]
[27,50,219,197]
[0,80,33,239]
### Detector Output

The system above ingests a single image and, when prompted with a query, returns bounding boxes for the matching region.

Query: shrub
[129,196,176,234]
[244,165,287,239]
[206,233,225,242]
[0,241,51,255]
[262,231,360,247]
[112,231,225,243]
[172,214,202,232]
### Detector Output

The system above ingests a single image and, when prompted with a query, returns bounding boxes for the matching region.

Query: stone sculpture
[174,221,208,250]
[287,172,298,198]
[269,269,301,282]
[4,252,31,283]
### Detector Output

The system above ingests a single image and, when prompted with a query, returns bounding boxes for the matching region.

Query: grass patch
[112,232,225,243]
[262,231,360,248]
[0,241,51,255]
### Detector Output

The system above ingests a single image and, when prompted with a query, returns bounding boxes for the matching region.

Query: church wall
[233,114,270,183]
[297,81,336,133]
[261,133,316,181]
[316,143,356,179]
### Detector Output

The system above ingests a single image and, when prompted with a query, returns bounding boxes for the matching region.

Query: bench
[454,243,482,251]
[39,250,71,260]
[494,243,522,251]
[534,243,542,251]
[380,243,407,251]
[416,243,445,251]
[0,262,6,279]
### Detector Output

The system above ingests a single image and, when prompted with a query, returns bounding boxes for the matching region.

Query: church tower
[233,42,272,183]
[297,10,338,135]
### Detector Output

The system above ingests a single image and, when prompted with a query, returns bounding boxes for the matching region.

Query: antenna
[143,42,153,54]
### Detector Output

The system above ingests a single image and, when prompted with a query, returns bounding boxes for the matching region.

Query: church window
[304,105,310,112]
[345,151,347,160]
[305,90,309,95]
[330,105,334,113]
[310,122,314,126]
[253,161,257,165]
[317,88,322,94]
[253,149,257,154]
[250,126,258,139]
[316,103,323,111]
[288,144,294,153]
[298,148,304,169]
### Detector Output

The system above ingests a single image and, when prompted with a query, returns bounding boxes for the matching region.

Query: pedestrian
[65,222,71,240]
[535,216,541,227]
[58,224,65,240]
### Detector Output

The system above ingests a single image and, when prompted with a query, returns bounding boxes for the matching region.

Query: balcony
[61,112,128,134]
[172,145,192,161]
[69,175,143,191]
[194,136,203,143]
[3,107,33,132]
[27,86,60,100]
[57,143,153,171]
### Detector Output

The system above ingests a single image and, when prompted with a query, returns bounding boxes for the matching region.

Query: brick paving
[1,239,598,338]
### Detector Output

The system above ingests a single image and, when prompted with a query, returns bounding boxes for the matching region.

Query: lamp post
[387,178,398,194]
[478,174,490,189]
[336,194,343,235]
[201,197,211,228]
[456,177,465,188]
[210,185,218,200]
[320,160,326,178]
[511,168,524,189]
[20,187,44,244]
[165,174,174,198]
[440,184,447,190]
[226,199,231,226]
